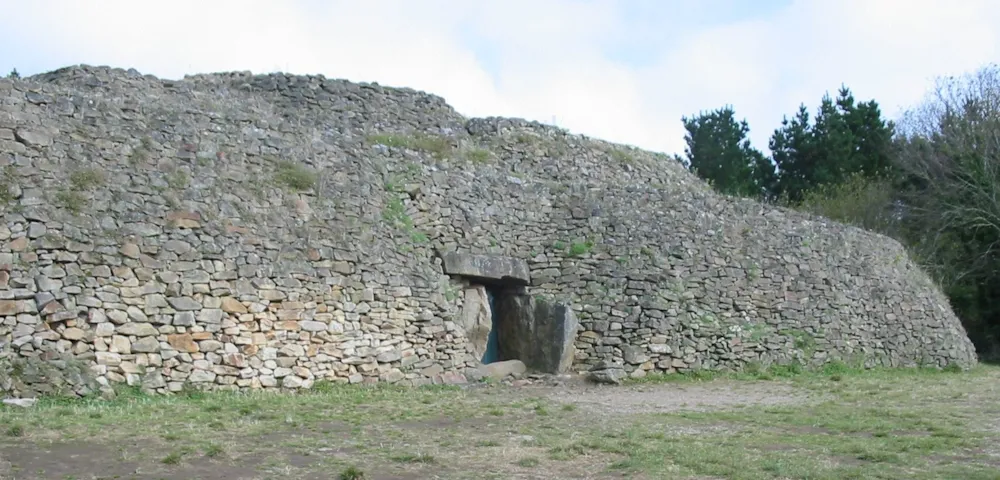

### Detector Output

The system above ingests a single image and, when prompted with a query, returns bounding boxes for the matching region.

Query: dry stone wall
[0,65,978,397]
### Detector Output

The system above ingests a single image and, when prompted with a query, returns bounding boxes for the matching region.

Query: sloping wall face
[0,66,977,397]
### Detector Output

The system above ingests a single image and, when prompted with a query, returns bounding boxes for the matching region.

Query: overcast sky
[1,0,998,157]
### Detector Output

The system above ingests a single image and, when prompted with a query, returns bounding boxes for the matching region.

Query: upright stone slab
[460,286,493,362]
[494,294,578,374]
[534,300,578,374]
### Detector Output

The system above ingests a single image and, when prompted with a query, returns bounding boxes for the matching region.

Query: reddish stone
[0,300,17,315]
[8,237,28,251]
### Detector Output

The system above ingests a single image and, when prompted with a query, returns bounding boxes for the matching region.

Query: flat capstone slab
[441,252,530,285]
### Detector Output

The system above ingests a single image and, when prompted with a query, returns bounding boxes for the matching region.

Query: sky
[1,0,998,157]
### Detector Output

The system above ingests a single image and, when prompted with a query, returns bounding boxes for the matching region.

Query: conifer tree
[681,106,776,199]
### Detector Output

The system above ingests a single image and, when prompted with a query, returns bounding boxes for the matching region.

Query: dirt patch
[0,441,265,480]
[527,377,813,415]
[395,415,497,431]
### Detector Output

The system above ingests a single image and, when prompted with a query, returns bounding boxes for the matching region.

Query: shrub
[792,172,898,234]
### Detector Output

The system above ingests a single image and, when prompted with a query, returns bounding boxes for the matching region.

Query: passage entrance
[442,251,578,374]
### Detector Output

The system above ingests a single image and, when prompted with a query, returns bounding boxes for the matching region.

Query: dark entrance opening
[482,287,501,364]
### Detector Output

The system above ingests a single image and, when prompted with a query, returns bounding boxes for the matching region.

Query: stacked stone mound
[0,65,977,397]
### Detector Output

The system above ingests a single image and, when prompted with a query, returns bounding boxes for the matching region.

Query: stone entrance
[443,252,577,374]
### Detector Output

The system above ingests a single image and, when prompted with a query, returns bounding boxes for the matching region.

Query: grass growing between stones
[2,366,999,479]
[368,132,453,160]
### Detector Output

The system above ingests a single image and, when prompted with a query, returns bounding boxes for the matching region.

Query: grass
[338,465,366,480]
[568,240,594,257]
[465,147,492,163]
[165,167,189,189]
[368,132,453,160]
[68,168,105,191]
[0,164,16,204]
[54,190,86,214]
[274,160,317,191]
[1,366,998,479]
[368,132,499,165]
[5,423,25,437]
[381,197,412,229]
[608,146,637,165]
[51,166,106,214]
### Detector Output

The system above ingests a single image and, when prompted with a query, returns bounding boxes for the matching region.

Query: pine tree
[769,105,814,201]
[770,86,895,201]
[681,106,776,199]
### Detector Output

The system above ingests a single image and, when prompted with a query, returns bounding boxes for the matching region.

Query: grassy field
[2,363,999,480]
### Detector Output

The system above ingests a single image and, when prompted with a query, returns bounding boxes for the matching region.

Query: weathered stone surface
[2,398,37,408]
[14,129,53,147]
[167,297,202,311]
[460,286,493,362]
[167,333,199,353]
[220,297,247,314]
[117,323,158,337]
[61,328,86,341]
[0,300,17,316]
[132,337,160,353]
[300,321,327,332]
[587,360,627,385]
[483,359,526,379]
[442,252,530,285]
[0,65,978,399]
[495,294,578,374]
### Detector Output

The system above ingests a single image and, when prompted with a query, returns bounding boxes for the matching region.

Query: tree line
[680,63,1000,361]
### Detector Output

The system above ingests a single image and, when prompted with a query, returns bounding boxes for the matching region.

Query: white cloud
[1,0,999,157]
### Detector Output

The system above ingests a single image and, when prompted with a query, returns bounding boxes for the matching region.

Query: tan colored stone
[168,333,199,353]
[120,243,141,258]
[166,210,202,229]
[40,301,62,316]
[223,352,247,367]
[275,321,300,331]
[220,297,247,314]
[190,331,213,341]
[225,224,249,235]
[62,327,86,341]
[483,359,526,379]
[0,300,16,316]
[111,335,131,354]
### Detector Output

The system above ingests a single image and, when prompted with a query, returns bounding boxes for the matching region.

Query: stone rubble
[587,360,628,385]
[2,397,36,408]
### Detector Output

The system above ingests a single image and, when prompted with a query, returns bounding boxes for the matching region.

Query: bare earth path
[2,366,999,479]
